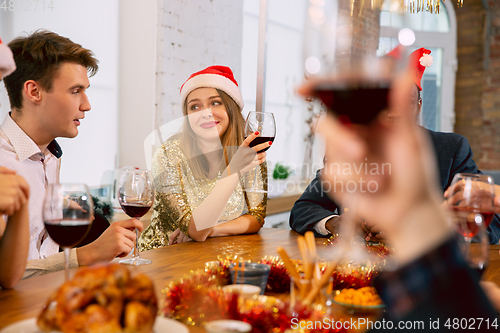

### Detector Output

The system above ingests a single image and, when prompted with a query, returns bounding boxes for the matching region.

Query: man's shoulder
[426,128,466,142]
[425,129,469,151]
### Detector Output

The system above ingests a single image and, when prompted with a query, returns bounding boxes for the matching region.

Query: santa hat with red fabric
[386,46,433,91]
[180,65,244,110]
[0,37,16,79]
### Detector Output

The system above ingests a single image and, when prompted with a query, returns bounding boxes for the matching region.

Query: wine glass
[456,220,489,278]
[446,173,495,275]
[117,169,154,265]
[43,183,93,281]
[244,111,276,193]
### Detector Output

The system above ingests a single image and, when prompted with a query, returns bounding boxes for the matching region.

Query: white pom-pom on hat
[419,53,433,67]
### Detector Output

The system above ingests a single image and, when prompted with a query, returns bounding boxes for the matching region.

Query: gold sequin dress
[139,139,267,251]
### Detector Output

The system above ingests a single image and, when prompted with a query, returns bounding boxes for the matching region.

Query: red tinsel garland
[162,266,347,332]
[162,254,385,332]
[259,256,290,293]
[324,236,392,289]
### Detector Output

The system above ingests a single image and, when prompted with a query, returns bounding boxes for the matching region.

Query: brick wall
[351,1,381,60]
[155,0,244,127]
[455,0,500,169]
[339,0,381,59]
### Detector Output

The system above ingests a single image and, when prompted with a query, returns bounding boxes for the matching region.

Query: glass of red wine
[244,111,276,193]
[446,173,495,275]
[459,221,489,278]
[117,168,154,265]
[43,183,93,281]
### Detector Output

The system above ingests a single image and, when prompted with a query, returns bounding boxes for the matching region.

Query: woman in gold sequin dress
[139,66,269,250]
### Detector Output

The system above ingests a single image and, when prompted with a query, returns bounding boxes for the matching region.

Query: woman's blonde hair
[178,89,245,179]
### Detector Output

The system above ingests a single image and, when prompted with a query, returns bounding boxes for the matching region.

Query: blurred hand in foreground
[298,71,452,264]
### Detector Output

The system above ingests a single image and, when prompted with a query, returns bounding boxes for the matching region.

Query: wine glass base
[119,257,152,266]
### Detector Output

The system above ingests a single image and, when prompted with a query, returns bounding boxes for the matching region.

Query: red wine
[44,220,92,248]
[451,207,494,237]
[245,136,275,152]
[121,203,151,218]
[480,211,495,227]
[313,82,390,125]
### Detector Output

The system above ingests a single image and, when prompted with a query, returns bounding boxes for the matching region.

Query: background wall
[241,0,316,175]
[118,0,157,173]
[155,0,244,126]
[0,0,498,190]
[153,0,319,179]
[455,0,500,170]
[0,0,120,187]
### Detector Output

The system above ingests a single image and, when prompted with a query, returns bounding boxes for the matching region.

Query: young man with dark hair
[0,30,143,279]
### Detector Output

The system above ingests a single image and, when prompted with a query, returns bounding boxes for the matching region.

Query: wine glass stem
[464,237,471,260]
[133,227,140,259]
[252,164,260,189]
[64,247,70,281]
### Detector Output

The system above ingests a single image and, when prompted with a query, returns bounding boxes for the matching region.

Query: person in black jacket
[290,48,500,244]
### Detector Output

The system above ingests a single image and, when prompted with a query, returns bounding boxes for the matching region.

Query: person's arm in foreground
[0,167,30,288]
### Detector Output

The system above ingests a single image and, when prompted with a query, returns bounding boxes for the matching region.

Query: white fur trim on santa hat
[180,73,244,110]
[419,53,433,67]
[0,43,16,78]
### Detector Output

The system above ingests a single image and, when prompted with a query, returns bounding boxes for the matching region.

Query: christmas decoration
[162,253,381,332]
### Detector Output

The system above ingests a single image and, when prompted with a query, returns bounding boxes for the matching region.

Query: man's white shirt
[0,113,60,260]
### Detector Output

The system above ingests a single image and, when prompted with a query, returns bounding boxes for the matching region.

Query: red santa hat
[385,44,404,60]
[408,48,433,91]
[386,46,433,91]
[0,37,16,79]
[180,65,244,110]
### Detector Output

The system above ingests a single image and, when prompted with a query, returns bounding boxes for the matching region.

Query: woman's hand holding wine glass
[242,111,276,193]
[226,131,270,177]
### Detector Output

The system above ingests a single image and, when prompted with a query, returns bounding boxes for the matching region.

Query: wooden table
[1,229,499,331]
[0,229,303,331]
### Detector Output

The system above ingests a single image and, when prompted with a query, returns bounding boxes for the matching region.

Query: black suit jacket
[289,128,500,244]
